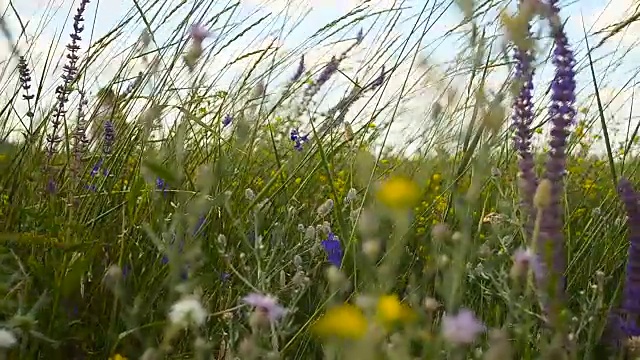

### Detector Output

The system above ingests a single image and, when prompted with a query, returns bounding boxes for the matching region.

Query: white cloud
[584,0,640,48]
[242,0,401,14]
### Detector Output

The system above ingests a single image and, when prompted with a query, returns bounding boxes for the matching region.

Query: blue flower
[321,232,343,268]
[222,114,233,127]
[290,128,309,151]
[46,178,57,194]
[156,177,168,194]
[90,158,104,177]
[87,157,111,192]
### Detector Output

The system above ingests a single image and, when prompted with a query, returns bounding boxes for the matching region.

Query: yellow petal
[312,304,368,340]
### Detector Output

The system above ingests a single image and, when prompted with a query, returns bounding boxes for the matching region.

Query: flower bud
[245,188,256,201]
[534,179,552,209]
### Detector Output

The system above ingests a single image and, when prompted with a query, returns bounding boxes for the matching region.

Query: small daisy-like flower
[168,297,208,328]
[441,308,485,345]
[242,293,287,322]
[0,328,16,348]
[313,303,368,340]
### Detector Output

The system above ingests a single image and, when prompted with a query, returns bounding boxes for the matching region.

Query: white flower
[344,188,358,203]
[0,328,17,348]
[169,297,207,328]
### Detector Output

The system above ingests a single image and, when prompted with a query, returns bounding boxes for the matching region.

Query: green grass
[0,0,638,359]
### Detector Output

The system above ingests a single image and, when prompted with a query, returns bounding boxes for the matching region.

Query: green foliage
[0,0,637,359]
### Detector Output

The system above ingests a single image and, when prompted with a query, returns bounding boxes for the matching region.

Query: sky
[0,0,639,154]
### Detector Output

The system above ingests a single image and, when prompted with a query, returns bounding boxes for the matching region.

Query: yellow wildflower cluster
[414,174,446,234]
[312,294,415,340]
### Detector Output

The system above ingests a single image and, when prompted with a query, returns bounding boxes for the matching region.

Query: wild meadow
[0,0,640,358]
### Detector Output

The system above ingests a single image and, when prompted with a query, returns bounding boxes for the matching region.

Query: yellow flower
[109,355,127,360]
[377,177,420,209]
[376,294,415,327]
[431,173,442,183]
[312,304,368,340]
[583,179,596,193]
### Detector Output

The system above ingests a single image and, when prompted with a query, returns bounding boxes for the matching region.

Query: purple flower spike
[103,120,115,155]
[316,56,340,88]
[369,66,385,90]
[536,4,577,310]
[601,311,624,351]
[90,159,103,177]
[511,11,538,244]
[291,55,305,82]
[617,178,640,337]
[47,178,57,194]
[321,232,343,268]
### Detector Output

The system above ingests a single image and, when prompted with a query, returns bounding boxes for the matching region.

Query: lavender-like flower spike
[511,11,538,243]
[17,56,35,129]
[45,0,90,194]
[291,55,305,82]
[103,120,115,155]
[369,65,385,90]
[315,56,340,89]
[71,91,89,181]
[537,4,577,308]
[617,178,640,337]
[355,28,364,44]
